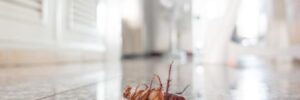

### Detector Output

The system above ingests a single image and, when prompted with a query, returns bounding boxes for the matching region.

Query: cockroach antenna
[165,61,174,99]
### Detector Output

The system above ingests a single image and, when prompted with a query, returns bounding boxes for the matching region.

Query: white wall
[192,0,240,63]
[0,0,122,65]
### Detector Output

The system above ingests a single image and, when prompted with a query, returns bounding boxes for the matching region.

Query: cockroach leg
[155,74,163,89]
[133,84,141,95]
[150,74,163,89]
[149,75,155,89]
[176,84,190,94]
[142,83,149,89]
[123,86,132,99]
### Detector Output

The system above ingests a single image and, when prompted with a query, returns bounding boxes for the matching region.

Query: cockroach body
[123,62,189,100]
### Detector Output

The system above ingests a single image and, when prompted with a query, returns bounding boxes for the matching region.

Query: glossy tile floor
[1,56,300,100]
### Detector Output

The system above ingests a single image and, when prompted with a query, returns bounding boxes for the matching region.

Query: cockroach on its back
[123,62,189,100]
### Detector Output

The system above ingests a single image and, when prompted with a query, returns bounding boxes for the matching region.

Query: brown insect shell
[166,94,186,100]
[132,90,146,100]
[148,89,164,100]
[136,88,152,100]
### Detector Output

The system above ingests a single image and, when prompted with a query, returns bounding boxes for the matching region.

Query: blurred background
[0,0,300,100]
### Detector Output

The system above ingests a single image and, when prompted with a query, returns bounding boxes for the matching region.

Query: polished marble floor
[1,57,300,100]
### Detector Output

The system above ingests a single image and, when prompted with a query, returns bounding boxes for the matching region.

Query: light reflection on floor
[232,55,268,100]
[121,56,300,100]
[1,56,300,100]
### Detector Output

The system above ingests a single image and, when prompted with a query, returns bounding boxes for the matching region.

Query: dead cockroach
[123,62,189,100]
